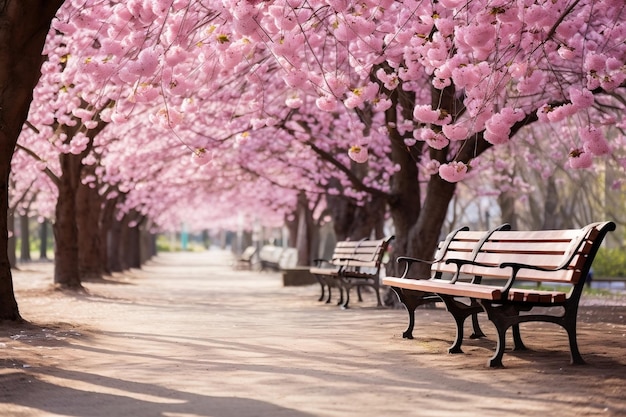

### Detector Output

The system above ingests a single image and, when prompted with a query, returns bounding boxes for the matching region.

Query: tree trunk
[123,211,142,269]
[383,79,422,272]
[19,213,30,262]
[325,180,385,241]
[76,180,104,280]
[53,151,82,288]
[39,219,49,260]
[406,176,457,277]
[542,177,561,230]
[140,221,156,264]
[107,214,124,273]
[7,208,15,268]
[498,190,519,230]
[0,0,64,319]
[99,196,118,275]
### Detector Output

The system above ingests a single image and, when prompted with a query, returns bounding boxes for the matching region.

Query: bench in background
[311,236,394,309]
[310,239,367,304]
[259,246,298,271]
[233,246,257,270]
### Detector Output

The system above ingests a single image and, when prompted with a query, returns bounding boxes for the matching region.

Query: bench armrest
[396,256,434,278]
[312,258,333,267]
[443,258,487,283]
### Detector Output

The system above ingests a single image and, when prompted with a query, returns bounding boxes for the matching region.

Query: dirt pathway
[1,250,625,417]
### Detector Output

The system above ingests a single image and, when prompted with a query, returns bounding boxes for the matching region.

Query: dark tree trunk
[542,177,561,230]
[140,222,156,264]
[383,77,422,273]
[123,212,142,269]
[0,0,64,319]
[39,219,49,260]
[406,176,457,277]
[498,190,519,230]
[325,181,385,241]
[52,105,108,287]
[7,208,15,268]
[107,214,124,273]
[99,196,118,275]
[19,213,30,262]
[76,180,104,280]
[53,151,83,288]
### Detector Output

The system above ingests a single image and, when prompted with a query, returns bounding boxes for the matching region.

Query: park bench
[258,245,285,271]
[311,236,394,309]
[233,245,257,270]
[259,245,298,271]
[310,239,366,304]
[388,225,511,342]
[383,221,615,367]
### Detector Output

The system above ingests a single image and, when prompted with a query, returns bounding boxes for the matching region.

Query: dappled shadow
[0,368,316,417]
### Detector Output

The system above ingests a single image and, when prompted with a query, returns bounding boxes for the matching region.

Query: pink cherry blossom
[316,95,338,112]
[191,148,212,166]
[568,149,593,169]
[422,159,441,176]
[413,105,439,124]
[421,129,449,150]
[442,124,469,141]
[348,145,368,163]
[438,161,468,183]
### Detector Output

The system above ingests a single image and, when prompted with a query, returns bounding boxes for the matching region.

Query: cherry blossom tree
[208,0,625,272]
[0,1,64,320]
[2,0,625,320]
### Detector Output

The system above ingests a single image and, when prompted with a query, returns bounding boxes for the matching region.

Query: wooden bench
[259,246,297,271]
[388,225,511,342]
[311,236,394,308]
[383,221,615,367]
[311,239,363,304]
[233,246,257,270]
[258,245,285,271]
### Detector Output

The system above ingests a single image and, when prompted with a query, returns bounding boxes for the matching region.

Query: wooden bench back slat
[455,227,597,284]
[430,230,498,277]
[327,237,392,269]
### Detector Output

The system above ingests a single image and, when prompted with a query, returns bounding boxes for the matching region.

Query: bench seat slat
[383,277,503,300]
[309,267,340,276]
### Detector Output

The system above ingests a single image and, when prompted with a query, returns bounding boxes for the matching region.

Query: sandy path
[1,249,625,417]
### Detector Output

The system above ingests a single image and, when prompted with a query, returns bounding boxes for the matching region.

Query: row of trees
[0,0,624,320]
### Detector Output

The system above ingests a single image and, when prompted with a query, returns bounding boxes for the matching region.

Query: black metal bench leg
[356,285,363,302]
[469,312,486,339]
[325,284,333,304]
[340,280,351,309]
[391,288,418,339]
[565,322,585,365]
[317,279,326,302]
[512,324,527,351]
[440,296,484,353]
[448,314,466,354]
[480,301,509,367]
[488,324,507,368]
[374,286,383,307]
[336,284,345,307]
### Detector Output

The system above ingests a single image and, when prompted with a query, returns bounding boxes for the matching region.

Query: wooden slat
[382,277,502,300]
[487,229,583,241]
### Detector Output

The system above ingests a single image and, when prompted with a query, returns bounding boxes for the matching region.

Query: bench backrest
[344,236,394,269]
[430,226,510,279]
[329,236,394,270]
[329,239,368,265]
[459,221,615,285]
[240,246,257,261]
[259,245,285,263]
